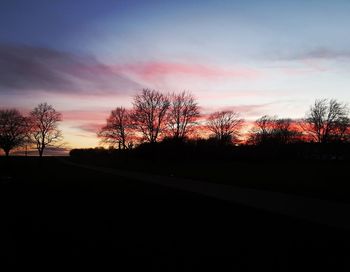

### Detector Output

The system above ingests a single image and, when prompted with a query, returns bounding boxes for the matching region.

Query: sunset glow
[1,0,350,151]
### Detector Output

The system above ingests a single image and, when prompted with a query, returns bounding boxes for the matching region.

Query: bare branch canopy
[207,110,243,144]
[28,103,63,157]
[98,107,134,149]
[0,109,28,156]
[167,91,200,140]
[304,99,350,143]
[131,89,170,143]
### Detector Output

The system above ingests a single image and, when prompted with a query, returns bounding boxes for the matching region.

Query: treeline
[97,89,350,147]
[0,103,62,157]
[70,139,350,162]
[2,88,350,159]
[71,89,350,161]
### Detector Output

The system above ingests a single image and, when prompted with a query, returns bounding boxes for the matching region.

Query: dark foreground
[1,158,350,270]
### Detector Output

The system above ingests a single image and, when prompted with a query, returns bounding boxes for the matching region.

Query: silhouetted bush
[70,138,350,163]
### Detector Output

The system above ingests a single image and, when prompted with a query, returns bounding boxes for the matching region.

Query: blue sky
[1,0,350,147]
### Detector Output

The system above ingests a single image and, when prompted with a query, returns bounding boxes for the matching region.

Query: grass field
[69,156,350,203]
[1,157,350,270]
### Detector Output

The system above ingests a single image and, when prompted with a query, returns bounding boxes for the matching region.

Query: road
[1,158,350,270]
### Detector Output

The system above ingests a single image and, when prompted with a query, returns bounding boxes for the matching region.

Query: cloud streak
[200,103,273,119]
[62,110,109,122]
[0,44,140,94]
[73,122,102,134]
[114,62,261,81]
[0,44,262,98]
[276,48,350,61]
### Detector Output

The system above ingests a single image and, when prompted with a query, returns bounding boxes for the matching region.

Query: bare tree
[0,109,28,156]
[207,110,243,144]
[248,115,274,145]
[274,118,301,144]
[332,116,350,142]
[131,89,170,143]
[249,115,301,145]
[28,103,62,157]
[98,107,133,149]
[304,99,350,143]
[167,91,200,140]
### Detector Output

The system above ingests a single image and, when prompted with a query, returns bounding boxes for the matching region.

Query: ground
[1,157,350,270]
[70,155,350,202]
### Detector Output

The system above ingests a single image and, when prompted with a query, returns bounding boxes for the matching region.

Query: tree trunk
[39,148,44,157]
[5,149,10,157]
[122,138,126,149]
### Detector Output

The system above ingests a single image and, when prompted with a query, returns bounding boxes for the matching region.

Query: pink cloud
[62,110,107,135]
[197,90,287,101]
[201,103,271,118]
[62,110,110,122]
[114,61,261,80]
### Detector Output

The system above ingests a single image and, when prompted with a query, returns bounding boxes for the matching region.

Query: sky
[1,0,350,150]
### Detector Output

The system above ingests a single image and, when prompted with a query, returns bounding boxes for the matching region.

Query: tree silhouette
[304,99,350,143]
[273,118,301,144]
[131,89,170,143]
[249,115,301,145]
[98,107,133,149]
[167,91,200,140]
[0,109,28,156]
[207,110,243,144]
[28,103,62,157]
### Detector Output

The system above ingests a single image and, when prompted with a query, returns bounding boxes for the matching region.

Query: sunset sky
[1,0,350,149]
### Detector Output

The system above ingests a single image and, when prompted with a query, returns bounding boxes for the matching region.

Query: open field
[69,156,350,203]
[1,157,350,270]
